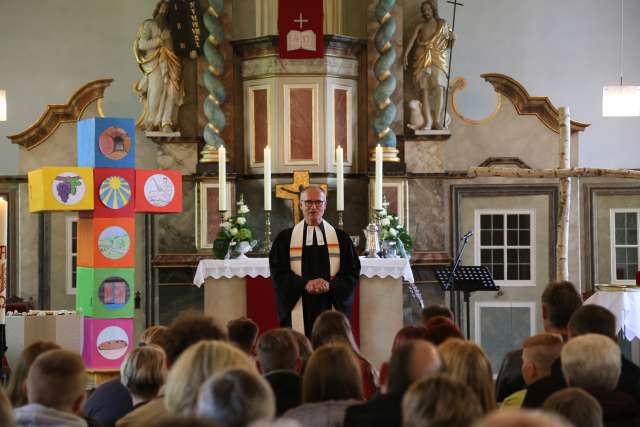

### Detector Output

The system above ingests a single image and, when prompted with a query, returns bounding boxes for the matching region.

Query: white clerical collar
[305,221,325,246]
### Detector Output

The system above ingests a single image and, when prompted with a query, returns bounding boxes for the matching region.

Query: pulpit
[585,289,640,341]
[193,257,414,367]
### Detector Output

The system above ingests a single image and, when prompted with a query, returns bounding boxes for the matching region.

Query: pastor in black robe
[269,222,360,336]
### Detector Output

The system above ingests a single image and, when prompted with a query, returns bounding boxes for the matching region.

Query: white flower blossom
[230,227,238,236]
[380,217,390,226]
[230,241,237,246]
[389,228,398,237]
[236,217,247,225]
[239,205,250,214]
[220,221,232,229]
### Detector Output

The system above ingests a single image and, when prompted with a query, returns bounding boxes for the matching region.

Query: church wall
[17,183,38,301]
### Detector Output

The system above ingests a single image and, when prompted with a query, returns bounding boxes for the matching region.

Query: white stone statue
[404,0,455,130]
[134,1,184,134]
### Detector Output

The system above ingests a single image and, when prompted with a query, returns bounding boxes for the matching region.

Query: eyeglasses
[302,200,325,207]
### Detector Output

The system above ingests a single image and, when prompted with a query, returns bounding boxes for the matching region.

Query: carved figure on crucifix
[404,0,455,130]
[275,171,327,224]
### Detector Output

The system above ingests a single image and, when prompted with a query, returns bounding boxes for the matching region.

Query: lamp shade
[602,85,640,117]
[0,90,6,121]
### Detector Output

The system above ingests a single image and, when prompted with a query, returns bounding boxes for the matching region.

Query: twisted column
[371,0,399,162]
[201,0,226,162]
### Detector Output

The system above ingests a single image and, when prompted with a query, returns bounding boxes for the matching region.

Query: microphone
[461,230,474,241]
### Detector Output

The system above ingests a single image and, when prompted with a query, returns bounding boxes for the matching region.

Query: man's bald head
[387,340,441,394]
[473,409,572,427]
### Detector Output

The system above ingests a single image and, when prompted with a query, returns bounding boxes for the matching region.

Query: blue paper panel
[77,117,136,168]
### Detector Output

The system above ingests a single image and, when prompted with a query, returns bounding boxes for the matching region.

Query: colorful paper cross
[28,117,183,369]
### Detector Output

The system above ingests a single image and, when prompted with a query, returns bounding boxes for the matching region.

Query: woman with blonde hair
[311,310,379,399]
[120,345,167,409]
[164,340,257,416]
[438,339,496,413]
[282,343,364,427]
[6,340,60,407]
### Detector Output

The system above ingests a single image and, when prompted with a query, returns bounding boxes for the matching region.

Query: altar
[193,257,415,367]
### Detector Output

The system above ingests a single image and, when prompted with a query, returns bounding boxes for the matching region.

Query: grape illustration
[56,181,71,203]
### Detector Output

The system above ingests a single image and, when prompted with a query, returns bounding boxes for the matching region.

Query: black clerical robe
[269,222,360,336]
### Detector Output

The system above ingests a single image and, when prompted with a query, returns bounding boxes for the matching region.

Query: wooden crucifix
[467,107,640,281]
[275,171,328,224]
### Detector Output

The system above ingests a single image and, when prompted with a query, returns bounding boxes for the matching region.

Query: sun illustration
[99,176,132,209]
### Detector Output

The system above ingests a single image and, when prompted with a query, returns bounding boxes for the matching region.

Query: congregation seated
[282,344,363,427]
[543,388,604,427]
[117,313,227,427]
[402,374,483,427]
[423,315,464,345]
[379,325,430,392]
[438,338,496,414]
[227,317,260,356]
[196,368,275,427]
[6,341,60,408]
[289,330,313,372]
[496,281,583,403]
[473,409,572,427]
[120,346,166,411]
[561,334,640,427]
[84,325,169,426]
[1,387,13,427]
[164,341,257,416]
[14,350,88,427]
[256,329,302,415]
[420,304,454,325]
[343,340,442,427]
[311,310,379,399]
[501,333,563,408]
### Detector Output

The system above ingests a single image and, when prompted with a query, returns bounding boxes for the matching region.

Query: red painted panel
[254,89,268,163]
[290,88,313,161]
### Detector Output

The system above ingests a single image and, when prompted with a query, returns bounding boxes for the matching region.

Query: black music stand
[434,266,498,339]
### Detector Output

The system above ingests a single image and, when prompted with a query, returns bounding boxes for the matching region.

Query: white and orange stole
[289,219,340,332]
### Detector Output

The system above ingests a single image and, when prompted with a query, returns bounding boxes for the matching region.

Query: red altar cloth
[245,277,360,344]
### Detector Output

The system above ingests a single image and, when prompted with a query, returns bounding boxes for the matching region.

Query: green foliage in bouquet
[213,194,257,259]
[378,208,413,258]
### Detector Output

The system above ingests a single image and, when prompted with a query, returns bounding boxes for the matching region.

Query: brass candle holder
[264,210,272,253]
[337,210,344,229]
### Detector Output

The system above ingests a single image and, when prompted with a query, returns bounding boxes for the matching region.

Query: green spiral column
[371,0,399,162]
[200,0,226,163]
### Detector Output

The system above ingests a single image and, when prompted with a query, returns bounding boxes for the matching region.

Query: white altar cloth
[193,257,415,286]
[585,290,640,341]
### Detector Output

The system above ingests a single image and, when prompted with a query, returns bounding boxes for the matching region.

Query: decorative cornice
[232,35,366,60]
[481,73,589,134]
[479,157,532,169]
[7,78,113,150]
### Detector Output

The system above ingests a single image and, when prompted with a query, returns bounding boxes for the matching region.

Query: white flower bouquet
[213,194,258,259]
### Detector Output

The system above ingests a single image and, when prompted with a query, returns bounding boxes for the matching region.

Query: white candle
[374,145,383,210]
[336,146,344,211]
[218,146,227,211]
[264,146,272,211]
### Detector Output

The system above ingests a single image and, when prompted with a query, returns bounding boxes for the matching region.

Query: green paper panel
[76,267,134,318]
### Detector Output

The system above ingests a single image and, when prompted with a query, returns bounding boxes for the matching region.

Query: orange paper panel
[77,217,135,268]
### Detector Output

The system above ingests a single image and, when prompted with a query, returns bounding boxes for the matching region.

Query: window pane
[628,248,638,264]
[507,249,518,263]
[493,230,504,245]
[480,215,491,229]
[616,229,627,245]
[481,249,492,264]
[493,249,504,263]
[481,230,492,245]
[627,213,637,229]
[492,215,503,229]
[519,214,530,229]
[616,266,625,280]
[507,214,518,229]
[615,213,625,228]
[493,266,504,281]
[519,230,530,246]
[507,230,518,246]
[628,229,638,245]
[617,248,627,264]
[507,264,518,280]
[519,264,531,280]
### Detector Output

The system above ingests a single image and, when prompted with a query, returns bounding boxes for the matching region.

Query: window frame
[473,209,536,287]
[66,215,78,295]
[609,208,640,285]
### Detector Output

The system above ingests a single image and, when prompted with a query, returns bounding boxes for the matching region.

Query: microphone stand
[446,232,473,338]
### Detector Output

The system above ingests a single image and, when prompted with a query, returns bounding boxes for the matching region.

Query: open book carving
[286,30,317,51]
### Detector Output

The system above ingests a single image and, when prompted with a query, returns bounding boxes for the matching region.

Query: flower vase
[233,241,252,259]
[383,241,398,258]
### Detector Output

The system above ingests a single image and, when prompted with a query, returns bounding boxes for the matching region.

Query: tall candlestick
[218,146,227,211]
[336,146,344,211]
[374,145,383,210]
[264,146,271,211]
